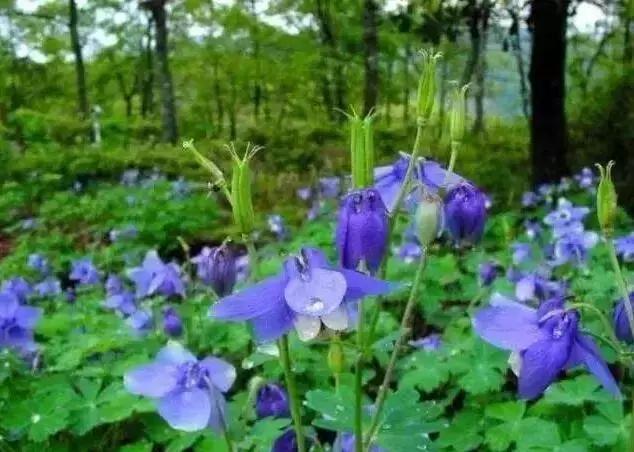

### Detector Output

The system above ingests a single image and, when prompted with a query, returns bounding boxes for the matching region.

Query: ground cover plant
[1,52,634,452]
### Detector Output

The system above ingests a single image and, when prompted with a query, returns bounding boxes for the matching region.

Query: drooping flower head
[163,307,183,338]
[212,247,393,342]
[256,383,290,419]
[192,246,236,297]
[124,342,236,432]
[550,231,599,267]
[0,291,42,355]
[1,277,32,304]
[70,258,101,286]
[615,233,634,262]
[127,250,185,298]
[473,293,620,399]
[613,293,634,343]
[514,272,567,303]
[443,182,487,247]
[336,188,388,274]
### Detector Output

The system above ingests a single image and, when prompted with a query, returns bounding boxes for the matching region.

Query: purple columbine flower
[272,429,298,452]
[124,342,236,432]
[34,277,62,298]
[163,307,183,338]
[27,254,50,276]
[524,219,542,240]
[256,383,290,419]
[443,183,487,247]
[126,309,153,334]
[192,246,236,297]
[550,231,599,267]
[515,273,566,303]
[409,333,442,351]
[336,189,388,275]
[2,277,32,303]
[374,154,462,212]
[396,241,423,264]
[613,293,634,343]
[70,258,101,286]
[334,433,385,452]
[575,167,596,189]
[109,225,138,243]
[268,214,289,241]
[105,274,124,296]
[236,254,250,283]
[522,191,540,208]
[103,290,137,316]
[0,291,42,355]
[319,177,341,199]
[297,187,312,201]
[127,250,186,298]
[543,199,589,238]
[537,183,555,198]
[473,293,621,399]
[615,233,634,262]
[211,247,393,342]
[511,243,532,266]
[479,262,499,287]
[121,169,140,186]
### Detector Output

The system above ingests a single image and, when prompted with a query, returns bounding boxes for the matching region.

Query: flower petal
[519,336,573,400]
[14,306,42,329]
[124,363,179,398]
[200,357,236,393]
[293,315,321,341]
[284,268,347,316]
[340,269,394,301]
[212,275,287,321]
[157,388,211,432]
[321,306,349,331]
[206,385,228,433]
[571,334,621,398]
[472,303,545,351]
[156,342,197,366]
[251,302,295,343]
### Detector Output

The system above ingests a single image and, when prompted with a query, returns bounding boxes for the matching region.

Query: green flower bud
[414,192,442,247]
[327,338,345,376]
[416,50,441,122]
[349,111,375,189]
[596,161,618,235]
[229,144,259,235]
[450,85,469,144]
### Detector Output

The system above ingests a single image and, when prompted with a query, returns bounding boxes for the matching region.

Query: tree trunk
[68,0,89,119]
[472,3,490,133]
[385,56,393,125]
[461,0,480,87]
[438,52,449,138]
[229,75,237,140]
[250,0,262,122]
[362,0,379,115]
[508,8,530,119]
[315,0,344,121]
[141,15,154,118]
[624,3,633,65]
[147,0,178,143]
[402,41,411,123]
[213,59,224,135]
[529,0,570,185]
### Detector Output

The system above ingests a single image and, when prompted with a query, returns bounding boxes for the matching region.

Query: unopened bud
[229,144,259,235]
[328,338,345,376]
[596,161,617,235]
[349,112,375,188]
[414,192,443,247]
[416,50,441,122]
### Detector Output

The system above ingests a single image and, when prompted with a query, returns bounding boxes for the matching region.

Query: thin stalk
[568,302,623,355]
[278,335,307,452]
[631,386,634,452]
[244,236,259,281]
[363,251,427,448]
[354,301,366,452]
[606,237,634,338]
[446,140,459,175]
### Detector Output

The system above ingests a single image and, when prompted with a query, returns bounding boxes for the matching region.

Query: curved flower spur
[210,247,394,342]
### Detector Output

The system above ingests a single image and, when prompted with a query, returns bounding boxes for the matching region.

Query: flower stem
[244,236,259,281]
[606,237,634,341]
[363,251,427,449]
[278,335,307,452]
[568,301,623,355]
[354,301,366,452]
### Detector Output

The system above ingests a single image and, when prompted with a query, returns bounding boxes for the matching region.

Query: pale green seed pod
[596,161,617,236]
[450,85,469,144]
[349,112,375,189]
[416,50,441,122]
[363,115,375,187]
[229,144,258,235]
[414,192,443,247]
[327,338,345,376]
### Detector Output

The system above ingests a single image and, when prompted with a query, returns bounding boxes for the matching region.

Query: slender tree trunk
[213,59,224,135]
[68,0,89,119]
[508,8,530,119]
[529,0,570,184]
[362,0,379,115]
[229,75,237,140]
[624,0,633,65]
[250,0,262,122]
[403,41,411,123]
[385,56,393,125]
[461,0,480,87]
[146,0,178,143]
[472,3,490,133]
[141,15,154,118]
[438,52,449,138]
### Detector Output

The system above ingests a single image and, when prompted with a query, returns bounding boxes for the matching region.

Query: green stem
[278,336,307,452]
[354,301,366,452]
[568,302,623,355]
[245,237,259,281]
[606,237,634,339]
[631,385,634,452]
[363,251,427,449]
[446,140,459,176]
